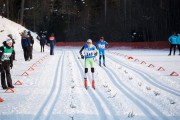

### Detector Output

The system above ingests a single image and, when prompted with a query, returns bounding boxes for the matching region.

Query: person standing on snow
[28,31,34,60]
[21,30,31,61]
[7,34,16,60]
[177,33,180,55]
[168,32,177,56]
[49,33,56,55]
[40,34,47,52]
[95,36,109,66]
[79,39,98,89]
[0,38,14,89]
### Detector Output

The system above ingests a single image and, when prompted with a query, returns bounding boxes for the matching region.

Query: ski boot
[84,78,88,89]
[99,62,101,67]
[92,80,95,89]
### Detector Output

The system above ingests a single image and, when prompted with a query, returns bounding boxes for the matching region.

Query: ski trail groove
[107,54,180,97]
[73,51,116,120]
[33,52,64,120]
[102,61,168,120]
[45,52,65,120]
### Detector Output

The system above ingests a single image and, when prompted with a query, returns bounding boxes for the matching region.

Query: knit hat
[6,38,13,44]
[7,34,13,38]
[23,30,28,36]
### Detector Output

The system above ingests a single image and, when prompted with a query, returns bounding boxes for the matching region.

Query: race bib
[98,44,105,49]
[84,49,95,57]
[2,53,11,60]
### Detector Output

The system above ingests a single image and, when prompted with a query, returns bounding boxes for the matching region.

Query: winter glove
[81,55,84,59]
[10,64,13,69]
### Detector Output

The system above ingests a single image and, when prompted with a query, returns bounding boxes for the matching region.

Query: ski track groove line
[103,65,168,120]
[33,51,64,120]
[73,51,115,120]
[107,54,180,97]
[45,52,65,120]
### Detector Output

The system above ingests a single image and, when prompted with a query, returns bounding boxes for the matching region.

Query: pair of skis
[84,79,95,90]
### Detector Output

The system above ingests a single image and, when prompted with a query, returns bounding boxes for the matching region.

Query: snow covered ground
[0,16,180,120]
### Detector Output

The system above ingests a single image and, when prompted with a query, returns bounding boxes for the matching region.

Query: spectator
[7,34,16,60]
[28,31,34,60]
[168,32,177,56]
[40,34,47,52]
[177,33,180,55]
[0,38,14,89]
[21,30,30,61]
[49,33,56,55]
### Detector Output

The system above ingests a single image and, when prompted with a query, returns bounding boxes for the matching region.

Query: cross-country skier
[95,36,109,66]
[168,32,177,56]
[0,38,14,89]
[79,39,98,89]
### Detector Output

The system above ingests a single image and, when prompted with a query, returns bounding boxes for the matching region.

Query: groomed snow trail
[0,47,180,120]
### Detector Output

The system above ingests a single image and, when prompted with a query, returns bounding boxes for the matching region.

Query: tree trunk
[6,0,9,18]
[20,0,25,25]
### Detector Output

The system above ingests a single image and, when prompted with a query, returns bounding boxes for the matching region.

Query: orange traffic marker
[36,61,41,64]
[170,71,179,76]
[28,67,34,71]
[148,64,155,68]
[158,67,165,71]
[0,98,4,102]
[141,61,146,64]
[134,59,139,62]
[128,56,133,59]
[32,64,37,67]
[22,72,29,76]
[5,88,14,93]
[14,80,23,85]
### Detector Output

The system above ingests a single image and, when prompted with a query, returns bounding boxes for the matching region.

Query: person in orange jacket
[49,33,56,55]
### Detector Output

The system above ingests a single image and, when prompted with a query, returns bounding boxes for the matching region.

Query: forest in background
[0,0,180,42]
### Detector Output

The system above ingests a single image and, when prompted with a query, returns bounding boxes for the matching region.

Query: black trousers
[177,45,180,54]
[41,44,45,52]
[50,44,54,55]
[29,46,33,59]
[12,50,15,60]
[23,47,30,61]
[1,61,13,88]
[169,44,176,55]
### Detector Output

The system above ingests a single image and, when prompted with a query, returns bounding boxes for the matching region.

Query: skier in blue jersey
[168,32,177,56]
[79,39,98,89]
[96,36,109,66]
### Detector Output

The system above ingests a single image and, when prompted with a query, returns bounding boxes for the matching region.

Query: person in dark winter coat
[7,34,16,60]
[21,30,30,61]
[0,38,14,89]
[40,34,47,52]
[49,33,56,55]
[28,31,34,60]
